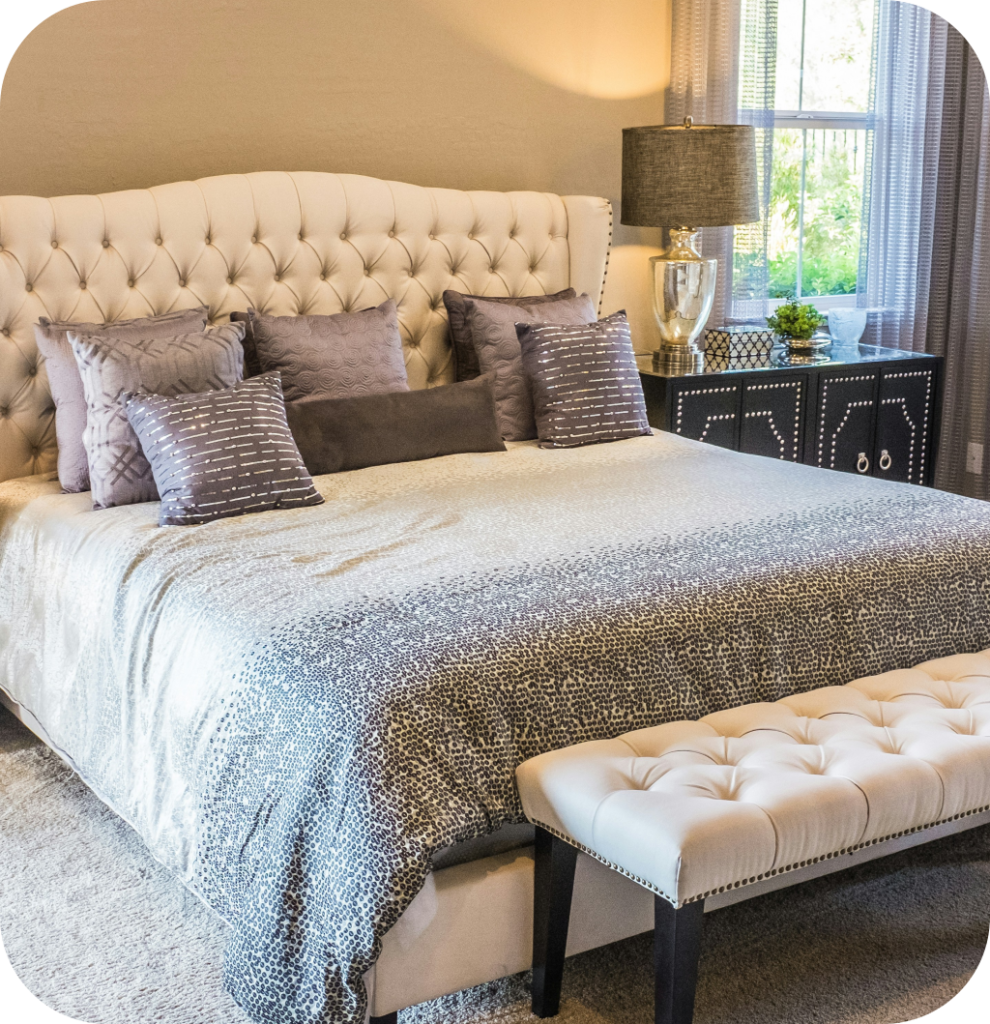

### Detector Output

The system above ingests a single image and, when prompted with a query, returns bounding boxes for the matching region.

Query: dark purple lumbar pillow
[284,374,505,475]
[443,288,581,382]
[123,372,324,526]
[515,311,652,448]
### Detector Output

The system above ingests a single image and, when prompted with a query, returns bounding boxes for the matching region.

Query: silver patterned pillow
[463,293,597,441]
[123,373,324,527]
[515,311,652,448]
[244,300,408,402]
[69,322,245,509]
[34,306,209,494]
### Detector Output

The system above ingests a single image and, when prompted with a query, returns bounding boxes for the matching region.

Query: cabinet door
[740,376,806,461]
[669,380,741,450]
[874,365,938,485]
[813,370,878,475]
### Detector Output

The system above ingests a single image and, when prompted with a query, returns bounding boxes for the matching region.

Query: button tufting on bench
[518,650,990,911]
[521,650,990,1024]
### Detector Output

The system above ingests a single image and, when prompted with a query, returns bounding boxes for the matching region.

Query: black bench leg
[531,826,579,1018]
[654,896,705,1024]
[369,1014,398,1024]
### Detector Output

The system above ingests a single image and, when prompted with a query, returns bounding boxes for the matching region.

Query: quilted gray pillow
[463,293,596,441]
[69,322,245,509]
[34,306,210,493]
[124,372,324,527]
[516,311,652,448]
[244,300,408,402]
[443,288,579,382]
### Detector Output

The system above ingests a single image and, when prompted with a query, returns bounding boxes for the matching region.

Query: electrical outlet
[967,442,984,475]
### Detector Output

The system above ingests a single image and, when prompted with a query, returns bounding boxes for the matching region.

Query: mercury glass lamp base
[653,345,704,375]
[649,229,718,364]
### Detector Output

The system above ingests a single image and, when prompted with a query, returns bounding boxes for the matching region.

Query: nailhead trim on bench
[531,800,990,909]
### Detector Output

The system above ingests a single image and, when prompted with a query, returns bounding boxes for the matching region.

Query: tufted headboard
[0,171,612,484]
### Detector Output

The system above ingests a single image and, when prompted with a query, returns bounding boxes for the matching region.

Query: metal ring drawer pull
[879,449,892,471]
[857,453,870,473]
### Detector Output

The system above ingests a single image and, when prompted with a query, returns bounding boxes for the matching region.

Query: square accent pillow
[463,293,597,441]
[240,299,408,402]
[443,288,579,382]
[284,374,505,475]
[69,321,246,510]
[34,306,210,493]
[516,311,652,448]
[124,372,324,527]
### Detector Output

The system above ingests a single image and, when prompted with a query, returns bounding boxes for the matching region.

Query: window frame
[739,108,874,306]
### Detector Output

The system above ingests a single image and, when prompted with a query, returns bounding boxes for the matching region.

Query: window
[736,0,877,306]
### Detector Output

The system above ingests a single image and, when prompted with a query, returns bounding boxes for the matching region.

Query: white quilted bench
[515,651,990,1024]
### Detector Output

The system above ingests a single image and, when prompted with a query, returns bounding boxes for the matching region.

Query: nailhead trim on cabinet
[744,379,802,459]
[880,369,933,484]
[699,413,735,443]
[675,385,737,434]
[744,410,789,458]
[817,374,875,468]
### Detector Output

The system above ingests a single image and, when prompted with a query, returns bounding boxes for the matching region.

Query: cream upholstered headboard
[0,171,612,484]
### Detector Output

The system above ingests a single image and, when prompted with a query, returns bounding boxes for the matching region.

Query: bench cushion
[516,651,990,907]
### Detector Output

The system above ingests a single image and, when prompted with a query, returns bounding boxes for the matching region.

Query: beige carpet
[1,704,987,1024]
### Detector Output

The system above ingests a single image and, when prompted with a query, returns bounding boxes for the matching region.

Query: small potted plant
[766,296,828,352]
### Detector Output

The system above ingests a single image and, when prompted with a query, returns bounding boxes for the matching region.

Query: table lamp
[622,119,760,372]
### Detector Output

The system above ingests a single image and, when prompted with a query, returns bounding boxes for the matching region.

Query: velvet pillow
[463,293,597,441]
[239,300,408,402]
[34,306,210,493]
[443,288,579,382]
[516,311,652,448]
[285,375,506,475]
[124,372,324,527]
[69,322,245,510]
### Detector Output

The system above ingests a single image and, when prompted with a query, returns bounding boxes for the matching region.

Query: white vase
[827,308,869,345]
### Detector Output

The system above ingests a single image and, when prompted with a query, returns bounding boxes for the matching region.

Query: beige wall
[0,0,670,346]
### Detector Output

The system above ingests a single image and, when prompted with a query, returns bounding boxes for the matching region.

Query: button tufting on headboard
[0,171,612,484]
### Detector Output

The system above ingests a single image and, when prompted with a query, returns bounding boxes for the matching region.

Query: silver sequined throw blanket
[3,434,990,1023]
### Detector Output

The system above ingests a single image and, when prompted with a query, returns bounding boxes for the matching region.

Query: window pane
[774,0,804,110]
[773,0,876,112]
[801,0,875,111]
[765,127,865,298]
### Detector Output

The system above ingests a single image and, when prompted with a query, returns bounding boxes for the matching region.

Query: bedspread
[3,433,990,1023]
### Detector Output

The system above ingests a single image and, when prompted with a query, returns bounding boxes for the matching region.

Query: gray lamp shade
[621,123,760,228]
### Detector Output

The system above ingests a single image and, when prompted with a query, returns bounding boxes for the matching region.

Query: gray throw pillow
[34,306,210,493]
[284,375,506,475]
[443,288,579,382]
[516,311,652,448]
[124,372,324,527]
[69,322,246,510]
[243,300,408,402]
[463,293,597,441]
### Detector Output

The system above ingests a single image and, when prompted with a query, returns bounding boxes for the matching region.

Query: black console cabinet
[639,344,942,486]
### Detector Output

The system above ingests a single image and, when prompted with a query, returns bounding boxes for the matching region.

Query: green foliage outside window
[734,128,865,300]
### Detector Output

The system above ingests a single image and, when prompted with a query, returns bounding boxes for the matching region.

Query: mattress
[3,433,990,1024]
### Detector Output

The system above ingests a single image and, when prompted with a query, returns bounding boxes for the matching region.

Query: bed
[2,171,990,1024]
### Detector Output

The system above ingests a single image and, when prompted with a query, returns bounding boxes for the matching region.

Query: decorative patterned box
[704,326,776,359]
[703,326,777,372]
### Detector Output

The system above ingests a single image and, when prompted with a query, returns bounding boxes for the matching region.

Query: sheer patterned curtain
[858,2,990,496]
[666,0,776,327]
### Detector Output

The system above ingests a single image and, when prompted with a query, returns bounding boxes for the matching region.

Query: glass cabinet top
[637,342,938,379]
